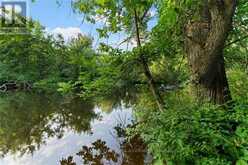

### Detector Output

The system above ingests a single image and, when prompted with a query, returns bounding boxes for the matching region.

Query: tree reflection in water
[60,126,147,165]
[0,92,97,157]
[0,92,149,165]
[61,139,119,165]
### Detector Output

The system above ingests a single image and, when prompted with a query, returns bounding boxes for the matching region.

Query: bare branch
[118,36,133,46]
[225,34,248,47]
[140,7,150,22]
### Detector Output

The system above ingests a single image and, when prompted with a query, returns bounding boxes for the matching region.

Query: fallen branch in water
[0,81,32,92]
[0,84,7,92]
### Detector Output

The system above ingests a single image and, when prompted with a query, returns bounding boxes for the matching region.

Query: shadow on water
[0,92,151,165]
[0,92,97,157]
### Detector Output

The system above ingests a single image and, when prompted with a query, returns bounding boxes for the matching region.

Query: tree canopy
[0,0,248,164]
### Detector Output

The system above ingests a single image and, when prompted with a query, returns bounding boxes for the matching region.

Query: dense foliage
[132,77,248,164]
[0,0,248,164]
[0,22,95,92]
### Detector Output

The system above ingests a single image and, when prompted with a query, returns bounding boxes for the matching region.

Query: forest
[0,0,248,165]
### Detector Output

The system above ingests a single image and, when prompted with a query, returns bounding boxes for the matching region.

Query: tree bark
[134,8,165,111]
[185,0,236,104]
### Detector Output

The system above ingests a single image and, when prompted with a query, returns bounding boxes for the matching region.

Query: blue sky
[29,0,100,40]
[0,0,93,37]
[28,0,129,48]
[1,0,157,49]
[30,0,79,29]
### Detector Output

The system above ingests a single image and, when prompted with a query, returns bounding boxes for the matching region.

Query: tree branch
[118,36,133,46]
[140,7,150,22]
[225,34,248,47]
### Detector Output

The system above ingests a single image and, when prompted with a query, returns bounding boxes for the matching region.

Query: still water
[0,92,151,165]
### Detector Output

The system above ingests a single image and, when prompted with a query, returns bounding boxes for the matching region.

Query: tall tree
[73,0,165,111]
[185,0,237,104]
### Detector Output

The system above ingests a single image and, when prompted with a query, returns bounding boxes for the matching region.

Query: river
[0,92,151,165]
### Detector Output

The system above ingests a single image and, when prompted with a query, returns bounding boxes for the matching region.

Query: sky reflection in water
[0,92,148,165]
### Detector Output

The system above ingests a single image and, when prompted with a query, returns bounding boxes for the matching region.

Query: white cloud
[48,27,84,42]
[149,9,156,17]
[14,5,22,14]
[0,8,3,17]
[0,5,12,21]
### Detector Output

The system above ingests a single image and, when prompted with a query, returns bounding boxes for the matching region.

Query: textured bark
[185,0,236,104]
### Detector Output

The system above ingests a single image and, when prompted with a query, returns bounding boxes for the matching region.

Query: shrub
[132,101,248,165]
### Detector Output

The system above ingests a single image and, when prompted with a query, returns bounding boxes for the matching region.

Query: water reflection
[61,135,147,165]
[0,92,97,157]
[61,139,119,165]
[0,92,149,165]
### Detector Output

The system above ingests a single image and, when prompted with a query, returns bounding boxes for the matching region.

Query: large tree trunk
[185,0,236,104]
